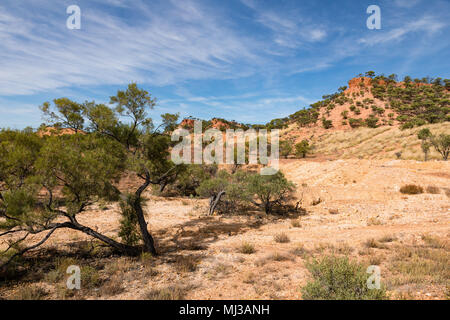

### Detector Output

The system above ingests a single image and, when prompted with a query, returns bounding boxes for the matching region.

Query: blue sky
[0,0,449,128]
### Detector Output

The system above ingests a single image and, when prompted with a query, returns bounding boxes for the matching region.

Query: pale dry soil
[1,159,449,300]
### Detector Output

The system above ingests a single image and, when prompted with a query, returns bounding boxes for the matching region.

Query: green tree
[365,116,379,128]
[40,98,85,133]
[279,140,293,159]
[84,83,179,254]
[430,134,450,161]
[0,132,143,270]
[365,71,376,78]
[295,140,311,158]
[245,171,295,214]
[417,128,432,161]
[196,170,230,215]
[322,118,333,129]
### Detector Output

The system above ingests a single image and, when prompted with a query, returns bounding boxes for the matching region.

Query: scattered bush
[174,255,198,272]
[301,256,387,300]
[100,276,125,296]
[269,252,291,261]
[145,285,190,300]
[245,171,296,214]
[378,235,397,243]
[400,184,424,195]
[426,186,440,194]
[279,140,293,158]
[238,242,256,254]
[295,140,312,158]
[291,219,301,228]
[274,233,290,243]
[12,285,48,300]
[364,238,387,249]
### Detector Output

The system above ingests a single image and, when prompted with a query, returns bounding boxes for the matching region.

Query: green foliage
[0,130,43,189]
[341,110,349,119]
[365,116,379,128]
[279,140,293,158]
[36,134,124,215]
[301,256,387,300]
[196,170,230,198]
[40,98,85,132]
[348,118,363,128]
[295,140,311,158]
[171,164,218,196]
[159,113,180,133]
[321,118,333,129]
[245,171,295,214]
[417,129,450,161]
[290,109,320,127]
[196,170,295,215]
[379,79,449,127]
[196,170,251,214]
[417,128,432,140]
[118,194,142,246]
[430,134,450,161]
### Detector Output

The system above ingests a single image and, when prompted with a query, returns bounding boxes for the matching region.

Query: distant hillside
[178,73,449,160]
[278,74,449,132]
[284,122,450,160]
[180,73,449,134]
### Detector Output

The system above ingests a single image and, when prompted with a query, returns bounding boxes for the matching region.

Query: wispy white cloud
[393,0,421,8]
[358,16,446,45]
[240,0,327,48]
[0,0,263,95]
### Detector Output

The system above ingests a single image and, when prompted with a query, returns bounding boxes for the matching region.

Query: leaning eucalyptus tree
[0,130,142,271]
[84,83,180,254]
[0,84,181,270]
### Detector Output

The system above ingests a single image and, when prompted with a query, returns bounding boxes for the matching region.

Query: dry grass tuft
[238,242,256,254]
[364,238,387,249]
[367,217,383,226]
[12,285,48,300]
[425,186,440,194]
[269,252,291,262]
[378,235,397,243]
[174,255,198,273]
[145,285,191,300]
[290,219,301,228]
[274,233,290,243]
[99,275,125,296]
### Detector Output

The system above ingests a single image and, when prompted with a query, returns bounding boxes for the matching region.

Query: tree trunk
[134,179,157,255]
[209,191,226,215]
[69,221,140,255]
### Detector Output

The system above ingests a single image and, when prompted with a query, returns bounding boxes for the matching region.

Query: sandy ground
[1,159,449,300]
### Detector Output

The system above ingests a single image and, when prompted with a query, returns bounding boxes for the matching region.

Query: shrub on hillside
[348,118,363,128]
